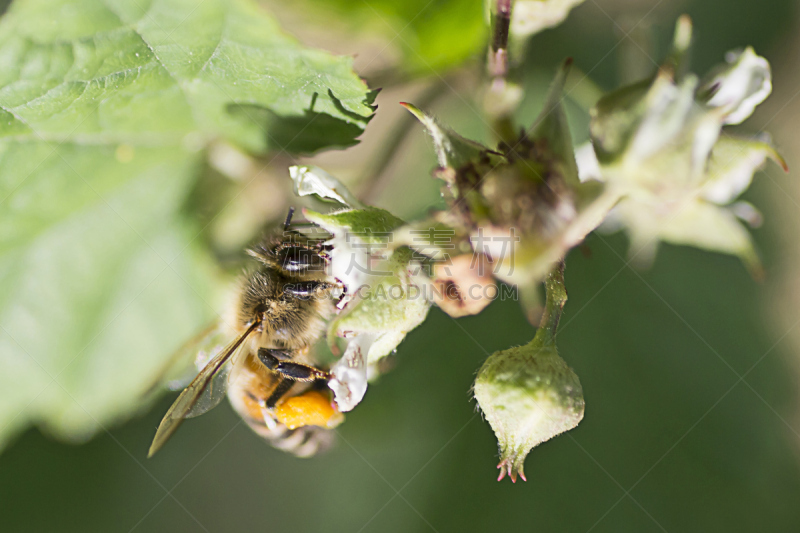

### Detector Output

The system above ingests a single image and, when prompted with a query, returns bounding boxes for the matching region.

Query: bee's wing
[168,328,234,393]
[184,354,232,418]
[148,321,260,457]
[140,321,231,400]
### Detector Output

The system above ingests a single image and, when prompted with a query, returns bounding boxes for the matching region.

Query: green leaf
[0,0,374,153]
[0,144,220,445]
[402,102,506,205]
[401,102,495,171]
[0,0,375,447]
[304,207,406,244]
[294,0,487,74]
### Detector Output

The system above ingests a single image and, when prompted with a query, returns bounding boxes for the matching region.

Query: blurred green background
[3,0,800,531]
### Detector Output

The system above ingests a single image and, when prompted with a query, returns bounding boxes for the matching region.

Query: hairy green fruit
[474,332,584,482]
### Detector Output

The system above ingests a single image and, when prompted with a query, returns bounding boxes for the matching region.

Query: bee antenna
[283,207,295,231]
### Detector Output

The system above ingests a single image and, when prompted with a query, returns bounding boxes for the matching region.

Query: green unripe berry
[474,332,584,482]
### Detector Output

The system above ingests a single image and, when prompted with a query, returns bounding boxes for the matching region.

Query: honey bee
[148,209,345,458]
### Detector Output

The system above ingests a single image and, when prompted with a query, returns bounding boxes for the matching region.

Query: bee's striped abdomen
[228,350,336,458]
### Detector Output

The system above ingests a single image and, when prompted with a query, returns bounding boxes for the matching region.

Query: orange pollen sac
[274,391,344,430]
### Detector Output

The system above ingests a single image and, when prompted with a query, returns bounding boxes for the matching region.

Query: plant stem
[486,0,517,144]
[539,260,567,342]
[489,0,512,79]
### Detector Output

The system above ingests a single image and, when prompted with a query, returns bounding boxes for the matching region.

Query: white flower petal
[658,200,759,270]
[690,112,723,177]
[575,142,603,183]
[303,207,404,299]
[629,74,698,162]
[729,201,763,228]
[329,334,376,412]
[289,165,361,207]
[701,47,772,125]
[328,248,430,361]
[510,0,586,38]
[701,136,779,205]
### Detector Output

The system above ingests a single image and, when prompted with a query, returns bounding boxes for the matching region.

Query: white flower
[583,18,784,271]
[577,134,782,270]
[328,334,375,412]
[290,168,431,411]
[303,207,404,305]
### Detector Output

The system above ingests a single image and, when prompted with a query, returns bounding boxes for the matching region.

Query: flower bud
[431,254,497,318]
[474,333,584,482]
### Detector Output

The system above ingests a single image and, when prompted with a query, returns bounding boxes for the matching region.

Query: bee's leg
[335,282,348,309]
[283,207,295,230]
[265,377,294,409]
[284,280,341,300]
[258,348,331,383]
[260,347,293,361]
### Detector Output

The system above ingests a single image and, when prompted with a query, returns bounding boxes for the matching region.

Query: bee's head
[237,271,287,329]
